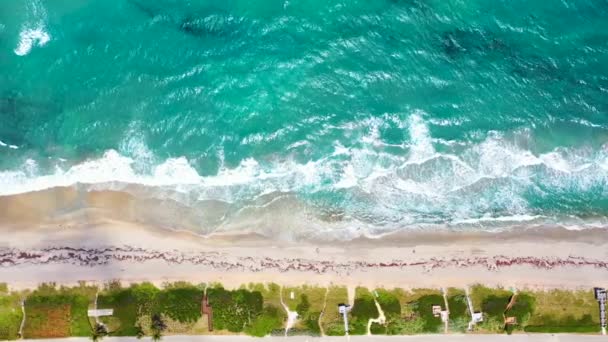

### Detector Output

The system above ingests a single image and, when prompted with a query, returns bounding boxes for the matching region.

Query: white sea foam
[14,0,51,56]
[1,111,607,238]
[407,111,435,162]
[14,27,50,56]
[451,214,543,225]
[0,140,19,149]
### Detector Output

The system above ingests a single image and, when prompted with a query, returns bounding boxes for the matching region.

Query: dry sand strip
[17,335,608,342]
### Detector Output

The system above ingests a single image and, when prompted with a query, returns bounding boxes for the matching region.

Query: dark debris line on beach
[0,246,607,273]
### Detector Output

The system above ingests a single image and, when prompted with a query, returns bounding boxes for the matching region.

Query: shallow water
[1,0,607,239]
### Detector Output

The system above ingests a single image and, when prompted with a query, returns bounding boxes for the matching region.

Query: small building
[505,316,517,325]
[338,304,351,334]
[87,309,113,317]
[432,305,442,317]
[472,312,483,323]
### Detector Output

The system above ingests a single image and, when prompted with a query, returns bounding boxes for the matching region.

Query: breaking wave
[1,112,607,239]
[14,0,50,56]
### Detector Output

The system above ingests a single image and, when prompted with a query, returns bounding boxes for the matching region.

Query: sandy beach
[0,187,607,291]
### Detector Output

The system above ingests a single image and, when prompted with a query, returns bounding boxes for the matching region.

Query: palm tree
[134,324,145,339]
[151,330,162,341]
[150,313,166,341]
[90,323,108,341]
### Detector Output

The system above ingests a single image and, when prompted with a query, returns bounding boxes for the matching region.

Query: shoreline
[1,186,607,291]
[1,186,607,245]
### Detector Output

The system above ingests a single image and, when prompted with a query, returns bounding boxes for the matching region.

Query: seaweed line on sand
[0,246,607,273]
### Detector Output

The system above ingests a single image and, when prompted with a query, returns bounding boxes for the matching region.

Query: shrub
[504,293,535,333]
[386,317,425,335]
[131,283,159,315]
[98,287,139,336]
[303,311,321,334]
[447,294,468,320]
[375,290,401,319]
[370,322,386,334]
[296,294,310,316]
[414,295,444,333]
[0,292,23,340]
[349,290,378,335]
[324,321,345,336]
[154,286,202,323]
[207,287,264,333]
[245,305,283,337]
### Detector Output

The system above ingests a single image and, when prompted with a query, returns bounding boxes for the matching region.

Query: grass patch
[504,292,534,334]
[283,285,325,335]
[155,282,203,324]
[207,284,283,336]
[415,294,445,333]
[98,282,149,336]
[23,283,96,338]
[373,288,401,335]
[446,288,468,333]
[0,288,23,340]
[378,288,443,335]
[320,286,348,336]
[348,287,378,335]
[524,289,600,333]
[469,284,512,333]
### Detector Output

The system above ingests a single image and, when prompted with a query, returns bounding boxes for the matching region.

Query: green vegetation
[320,286,348,336]
[4,282,605,337]
[207,285,283,336]
[374,288,445,335]
[504,293,535,334]
[99,282,205,337]
[23,283,96,338]
[245,305,284,337]
[524,289,600,333]
[469,285,512,333]
[98,282,140,336]
[282,285,325,335]
[415,294,445,333]
[469,285,537,334]
[373,288,401,334]
[348,287,378,335]
[446,288,468,333]
[0,286,23,340]
[155,282,203,324]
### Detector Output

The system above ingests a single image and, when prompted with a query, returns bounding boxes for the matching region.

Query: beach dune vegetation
[0,286,23,341]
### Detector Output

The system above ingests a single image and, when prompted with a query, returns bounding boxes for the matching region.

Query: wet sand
[0,187,607,290]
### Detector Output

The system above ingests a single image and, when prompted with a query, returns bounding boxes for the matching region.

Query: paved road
[19,335,607,342]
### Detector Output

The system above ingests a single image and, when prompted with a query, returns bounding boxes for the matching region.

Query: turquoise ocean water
[1,0,607,239]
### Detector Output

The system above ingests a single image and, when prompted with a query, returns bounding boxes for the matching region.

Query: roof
[87,309,113,317]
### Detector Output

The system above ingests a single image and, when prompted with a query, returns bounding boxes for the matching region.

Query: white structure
[338,304,351,334]
[472,312,483,323]
[432,305,442,317]
[595,287,606,335]
[465,287,483,331]
[440,310,449,323]
[87,309,113,317]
